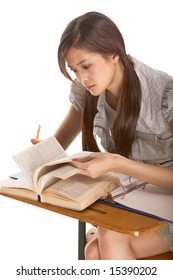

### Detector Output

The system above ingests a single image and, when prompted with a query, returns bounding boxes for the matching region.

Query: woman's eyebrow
[68,59,89,68]
[77,59,89,66]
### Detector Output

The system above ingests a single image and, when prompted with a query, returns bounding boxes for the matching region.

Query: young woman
[32,11,173,259]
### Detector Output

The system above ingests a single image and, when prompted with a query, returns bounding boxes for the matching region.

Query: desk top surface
[0,193,166,236]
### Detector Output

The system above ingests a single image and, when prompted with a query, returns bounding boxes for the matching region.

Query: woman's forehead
[66,48,97,66]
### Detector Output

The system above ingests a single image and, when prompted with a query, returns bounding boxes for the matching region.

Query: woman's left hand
[71,152,118,178]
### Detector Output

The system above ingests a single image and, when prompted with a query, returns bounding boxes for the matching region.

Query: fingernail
[72,158,78,161]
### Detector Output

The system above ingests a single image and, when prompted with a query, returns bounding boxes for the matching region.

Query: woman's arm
[72,153,173,188]
[31,105,82,149]
[53,105,82,149]
[115,155,173,188]
[71,118,173,188]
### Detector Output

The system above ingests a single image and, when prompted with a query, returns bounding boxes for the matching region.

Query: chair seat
[138,251,173,260]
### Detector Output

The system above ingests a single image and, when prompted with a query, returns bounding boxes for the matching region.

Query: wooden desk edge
[0,193,167,236]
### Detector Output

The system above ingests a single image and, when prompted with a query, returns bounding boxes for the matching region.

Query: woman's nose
[76,72,88,84]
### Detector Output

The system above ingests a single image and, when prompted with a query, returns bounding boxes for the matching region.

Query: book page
[0,177,33,189]
[0,177,38,200]
[46,163,80,180]
[46,151,91,166]
[34,151,91,192]
[41,172,120,210]
[37,164,81,192]
[13,136,67,185]
[42,173,119,201]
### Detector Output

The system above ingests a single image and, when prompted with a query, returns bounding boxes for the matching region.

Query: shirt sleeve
[69,79,86,112]
[162,79,173,123]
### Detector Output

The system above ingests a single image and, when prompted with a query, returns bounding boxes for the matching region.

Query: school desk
[1,192,173,260]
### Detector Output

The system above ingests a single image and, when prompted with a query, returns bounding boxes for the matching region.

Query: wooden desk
[0,192,166,259]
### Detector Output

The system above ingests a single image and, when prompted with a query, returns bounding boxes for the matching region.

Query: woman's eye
[83,64,90,70]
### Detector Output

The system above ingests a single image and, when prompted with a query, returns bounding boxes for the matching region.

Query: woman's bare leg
[85,227,170,260]
[85,237,100,260]
[98,227,136,259]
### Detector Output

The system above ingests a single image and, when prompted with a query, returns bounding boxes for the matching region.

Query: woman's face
[66,47,121,96]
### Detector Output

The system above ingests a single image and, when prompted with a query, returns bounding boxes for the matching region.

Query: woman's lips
[86,85,94,91]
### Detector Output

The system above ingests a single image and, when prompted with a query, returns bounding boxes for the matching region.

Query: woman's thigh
[130,229,170,259]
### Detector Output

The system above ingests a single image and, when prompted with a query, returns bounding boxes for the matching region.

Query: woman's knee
[86,226,97,243]
[98,227,130,244]
[98,227,113,240]
[85,237,99,260]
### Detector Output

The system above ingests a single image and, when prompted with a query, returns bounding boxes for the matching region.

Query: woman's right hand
[31,138,41,145]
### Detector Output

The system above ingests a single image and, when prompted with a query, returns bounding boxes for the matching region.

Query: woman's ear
[112,54,119,63]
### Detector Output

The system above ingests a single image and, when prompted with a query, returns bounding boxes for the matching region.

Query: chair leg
[78,220,86,260]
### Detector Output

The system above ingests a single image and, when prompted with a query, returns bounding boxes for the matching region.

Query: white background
[0,0,172,276]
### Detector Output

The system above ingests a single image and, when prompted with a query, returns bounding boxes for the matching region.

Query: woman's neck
[106,61,125,110]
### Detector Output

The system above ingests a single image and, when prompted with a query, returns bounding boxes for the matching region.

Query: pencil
[36,125,41,140]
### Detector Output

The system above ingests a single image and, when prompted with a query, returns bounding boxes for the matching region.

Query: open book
[101,177,173,223]
[0,137,120,211]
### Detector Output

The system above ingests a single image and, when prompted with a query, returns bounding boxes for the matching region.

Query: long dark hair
[58,12,141,157]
